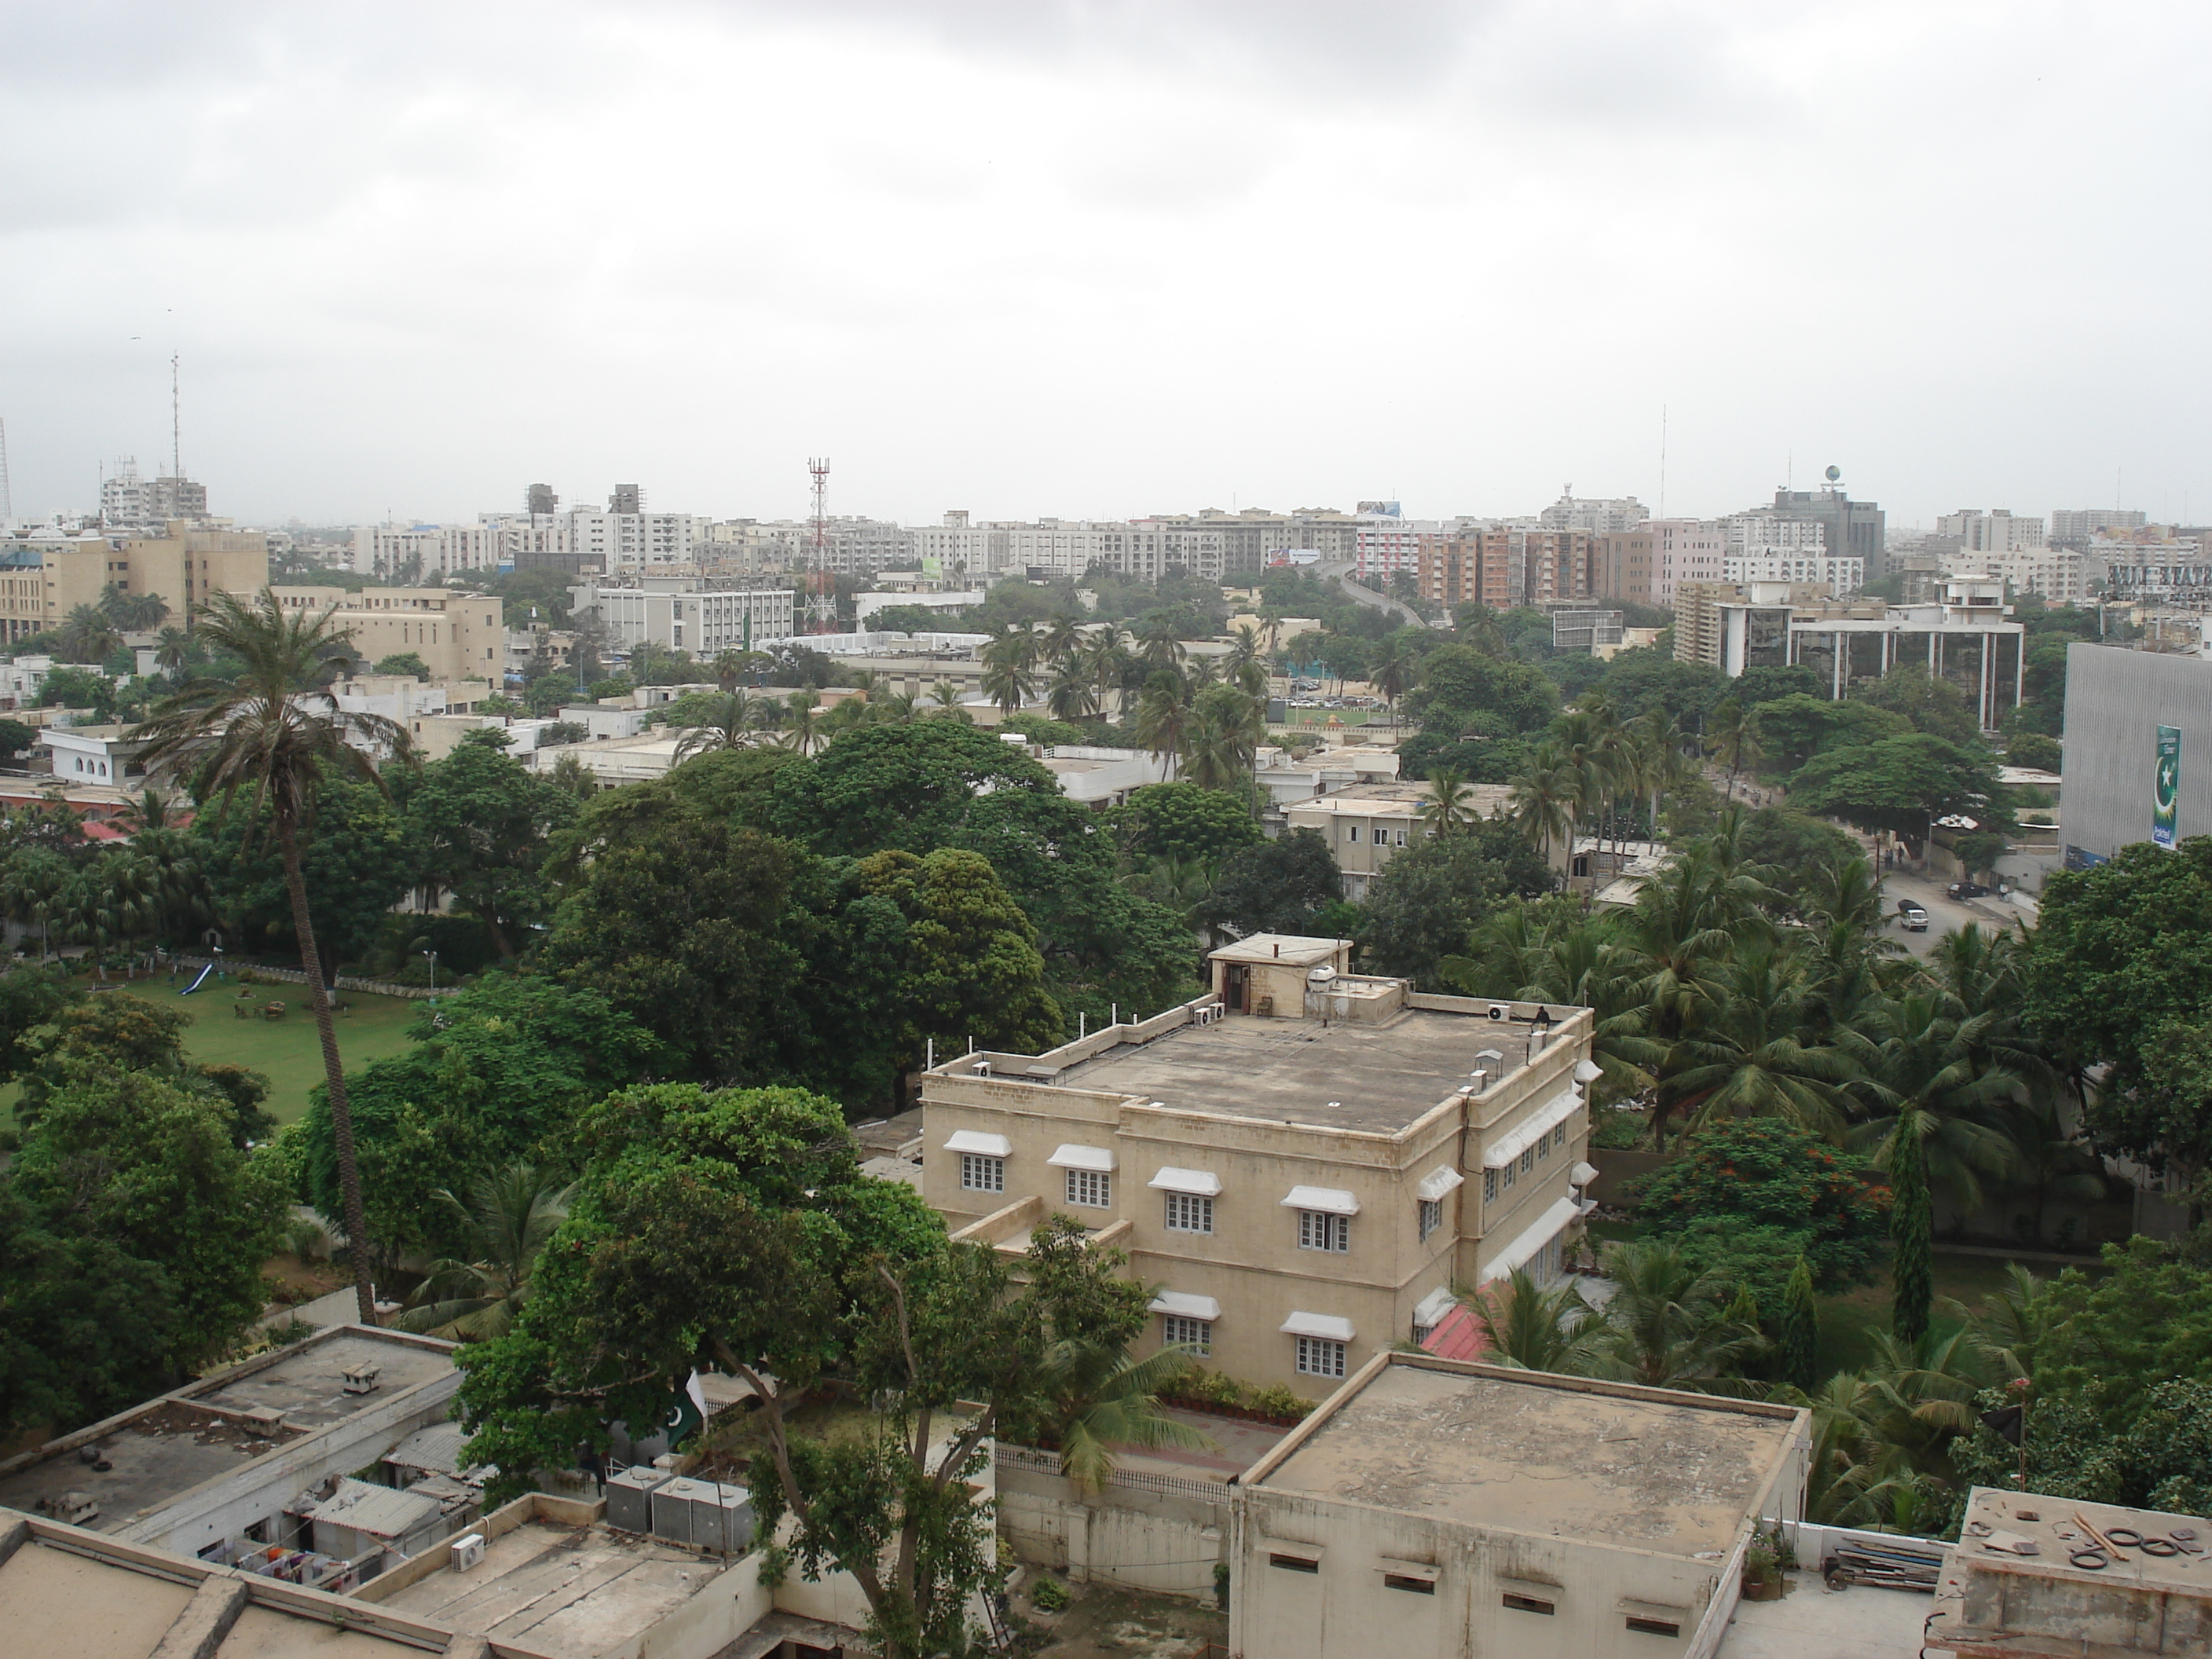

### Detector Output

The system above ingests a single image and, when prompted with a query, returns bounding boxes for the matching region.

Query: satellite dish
[1825,465,1842,482]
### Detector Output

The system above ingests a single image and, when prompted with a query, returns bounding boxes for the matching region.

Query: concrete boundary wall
[994,1463,1226,1602]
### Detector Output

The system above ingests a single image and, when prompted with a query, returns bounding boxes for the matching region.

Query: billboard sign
[2154,725,2182,848]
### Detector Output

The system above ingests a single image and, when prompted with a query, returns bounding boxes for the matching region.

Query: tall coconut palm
[99,580,169,632]
[1045,658,1101,724]
[1657,939,1856,1137]
[1040,612,1085,666]
[1838,990,2022,1219]
[1705,695,1761,795]
[152,624,196,681]
[1133,672,1190,761]
[1181,683,1263,794]
[1,848,71,960]
[132,588,404,1322]
[1592,1239,1760,1390]
[1370,639,1416,736]
[1136,617,1188,676]
[672,689,763,761]
[1471,1269,1610,1374]
[1418,767,1478,837]
[58,602,123,665]
[1508,747,1577,870]
[394,1163,574,1342]
[1083,625,1132,719]
[928,679,965,712]
[1026,1336,1218,1494]
[780,690,825,754]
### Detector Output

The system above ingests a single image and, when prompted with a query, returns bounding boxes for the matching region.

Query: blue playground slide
[179,961,216,994]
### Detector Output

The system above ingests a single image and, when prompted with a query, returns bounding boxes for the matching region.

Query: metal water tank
[605,1466,672,1534]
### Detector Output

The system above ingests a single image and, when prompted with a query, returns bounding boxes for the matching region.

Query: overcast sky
[3,1,2207,532]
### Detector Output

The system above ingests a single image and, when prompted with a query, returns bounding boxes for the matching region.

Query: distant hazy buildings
[567,576,795,657]
[1766,483,1887,578]
[1936,507,2046,553]
[2051,507,2148,546]
[1648,519,1727,607]
[98,457,209,532]
[1537,489,1650,535]
[271,585,505,679]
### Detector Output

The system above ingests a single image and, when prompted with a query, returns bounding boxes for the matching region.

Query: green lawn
[6,977,427,1127]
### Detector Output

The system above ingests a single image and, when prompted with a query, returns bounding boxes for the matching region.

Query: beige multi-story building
[1671,580,1741,669]
[920,937,1599,1391]
[0,524,270,641]
[269,587,504,681]
[1229,1353,1809,1659]
[1595,529,1654,606]
[1283,782,1518,900]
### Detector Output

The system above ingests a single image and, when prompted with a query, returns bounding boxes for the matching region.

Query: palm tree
[1133,672,1190,762]
[1418,767,1478,837]
[1137,617,1187,676]
[1045,658,1101,724]
[980,652,1035,718]
[672,689,763,761]
[1470,1269,1610,1374]
[1592,1239,1760,1390]
[393,1163,574,1342]
[1657,939,1856,1137]
[1028,1337,1219,1494]
[1083,625,1133,720]
[928,679,965,712]
[1040,612,1085,666]
[1181,685,1263,794]
[152,625,196,681]
[58,602,123,665]
[780,690,825,754]
[99,581,168,632]
[132,587,405,1323]
[1839,990,2022,1219]
[1,848,71,960]
[1508,747,1577,870]
[1706,696,1761,796]
[1370,639,1416,736]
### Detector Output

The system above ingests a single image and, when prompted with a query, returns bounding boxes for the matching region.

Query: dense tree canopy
[1355,818,1554,987]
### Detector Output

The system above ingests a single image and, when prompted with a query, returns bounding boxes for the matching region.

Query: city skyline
[2,2,2208,529]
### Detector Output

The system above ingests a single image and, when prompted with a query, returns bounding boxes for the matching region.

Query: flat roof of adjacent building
[0,1520,441,1658]
[0,1328,455,1536]
[1253,1358,1800,1561]
[1058,1006,1526,1134]
[375,1519,717,1658]
[1286,781,1514,816]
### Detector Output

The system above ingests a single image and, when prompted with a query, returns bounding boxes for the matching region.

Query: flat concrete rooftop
[1258,1361,1797,1559]
[0,1525,430,1657]
[1060,1008,1526,1133]
[378,1519,715,1658]
[0,1329,455,1535]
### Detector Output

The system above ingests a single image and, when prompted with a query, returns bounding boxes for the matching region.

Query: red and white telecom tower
[805,457,837,634]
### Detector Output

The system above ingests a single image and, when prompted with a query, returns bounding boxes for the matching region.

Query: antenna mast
[806,457,835,633]
[0,419,12,527]
[170,353,181,484]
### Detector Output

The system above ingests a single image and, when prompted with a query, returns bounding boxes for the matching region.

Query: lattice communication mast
[0,419,13,527]
[805,456,836,633]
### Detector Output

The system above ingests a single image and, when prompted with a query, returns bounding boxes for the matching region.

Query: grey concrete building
[2060,641,2212,866]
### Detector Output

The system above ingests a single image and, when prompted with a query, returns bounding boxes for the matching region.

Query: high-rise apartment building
[1936,508,2045,553]
[1648,519,1727,606]
[1537,490,1650,535]
[608,484,643,515]
[525,483,558,515]
[1595,529,1654,606]
[2050,507,2147,546]
[99,458,210,532]
[1415,529,1598,610]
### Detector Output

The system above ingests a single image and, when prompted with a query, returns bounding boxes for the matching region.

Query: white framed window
[1065,1168,1111,1208]
[1553,1123,1569,1152]
[960,1153,1005,1193]
[1163,1314,1212,1355]
[1482,1168,1499,1203]
[1298,1210,1350,1253]
[1165,1192,1214,1234]
[1519,1147,1535,1177]
[1346,823,1361,843]
[1536,1133,1550,1163]
[1394,827,1408,847]
[1419,1198,1443,1240]
[1500,1160,1517,1192]
[1296,1335,1347,1378]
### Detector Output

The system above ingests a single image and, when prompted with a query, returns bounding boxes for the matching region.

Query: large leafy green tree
[1787,732,2012,857]
[5,1067,287,1381]
[2023,838,2212,1196]
[403,734,579,958]
[454,1084,1147,1659]
[296,973,666,1257]
[1203,828,1343,942]
[194,777,414,979]
[1403,644,1559,736]
[1354,818,1554,988]
[1111,781,1263,866]
[1632,1119,1890,1294]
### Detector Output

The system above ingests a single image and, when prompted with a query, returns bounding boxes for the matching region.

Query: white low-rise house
[41,723,147,786]
[1255,744,1404,813]
[524,731,688,784]
[1284,781,1522,900]
[1034,743,1177,808]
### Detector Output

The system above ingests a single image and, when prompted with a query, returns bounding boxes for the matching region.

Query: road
[1310,558,1416,625]
[1878,866,2020,958]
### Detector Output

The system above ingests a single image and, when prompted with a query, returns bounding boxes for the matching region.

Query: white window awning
[1149,1166,1223,1197]
[1476,1196,1584,1284]
[943,1130,1011,1158]
[1570,1161,1599,1187]
[1281,1185,1361,1216]
[1150,1291,1221,1322]
[1415,1166,1466,1203]
[1280,1310,1356,1342]
[1412,1285,1458,1328]
[1481,1088,1581,1169]
[1047,1143,1115,1173]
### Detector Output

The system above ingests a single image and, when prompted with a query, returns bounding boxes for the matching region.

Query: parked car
[1896,900,1928,931]
[1946,881,1993,899]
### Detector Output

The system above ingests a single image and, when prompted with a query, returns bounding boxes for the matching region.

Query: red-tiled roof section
[1419,1302,1486,1362]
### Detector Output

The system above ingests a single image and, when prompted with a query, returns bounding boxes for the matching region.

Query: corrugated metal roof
[304,1476,442,1539]
[386,1420,469,1475]
[1419,1302,1486,1363]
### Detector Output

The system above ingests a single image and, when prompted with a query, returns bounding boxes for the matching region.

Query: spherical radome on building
[1826,465,1842,482]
